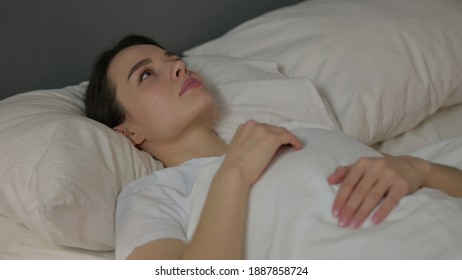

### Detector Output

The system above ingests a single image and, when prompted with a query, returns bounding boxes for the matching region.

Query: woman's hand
[327,155,429,228]
[220,120,303,187]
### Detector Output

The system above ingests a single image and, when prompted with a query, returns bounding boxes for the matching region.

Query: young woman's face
[108,44,216,146]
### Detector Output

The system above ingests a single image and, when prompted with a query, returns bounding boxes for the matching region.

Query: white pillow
[185,55,340,141]
[185,0,462,145]
[0,83,162,251]
[374,104,462,155]
[213,77,340,143]
[184,55,285,87]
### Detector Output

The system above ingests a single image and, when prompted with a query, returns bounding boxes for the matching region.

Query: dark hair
[85,35,164,128]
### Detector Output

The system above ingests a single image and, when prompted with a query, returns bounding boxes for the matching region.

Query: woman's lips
[180,77,202,96]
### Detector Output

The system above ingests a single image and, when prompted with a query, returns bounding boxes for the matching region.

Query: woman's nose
[173,58,188,79]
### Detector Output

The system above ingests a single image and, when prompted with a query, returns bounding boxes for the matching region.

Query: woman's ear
[113,123,146,147]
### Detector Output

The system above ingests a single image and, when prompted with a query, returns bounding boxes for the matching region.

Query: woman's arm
[128,166,251,260]
[128,120,302,259]
[328,154,462,229]
[423,159,462,197]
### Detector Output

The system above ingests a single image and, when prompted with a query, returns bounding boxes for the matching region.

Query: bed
[1,0,462,260]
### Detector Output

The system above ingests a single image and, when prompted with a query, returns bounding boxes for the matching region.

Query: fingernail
[332,208,339,217]
[371,215,380,224]
[338,218,348,227]
[350,218,360,229]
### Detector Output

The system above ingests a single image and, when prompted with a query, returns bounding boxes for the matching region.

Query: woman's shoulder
[119,156,219,198]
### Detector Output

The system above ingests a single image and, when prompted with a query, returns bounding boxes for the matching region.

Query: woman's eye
[140,70,152,82]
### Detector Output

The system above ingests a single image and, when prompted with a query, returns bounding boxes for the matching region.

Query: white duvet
[186,122,462,259]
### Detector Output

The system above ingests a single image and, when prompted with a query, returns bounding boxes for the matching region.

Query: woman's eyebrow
[164,51,178,58]
[127,58,153,81]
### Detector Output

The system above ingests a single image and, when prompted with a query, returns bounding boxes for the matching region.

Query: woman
[85,35,462,259]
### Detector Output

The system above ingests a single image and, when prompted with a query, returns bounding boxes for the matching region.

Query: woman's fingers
[224,120,302,186]
[371,179,409,224]
[331,159,369,218]
[233,120,302,150]
[348,179,393,228]
[327,166,349,185]
[329,157,415,228]
[253,121,303,150]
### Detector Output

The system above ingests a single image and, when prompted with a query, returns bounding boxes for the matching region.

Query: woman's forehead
[117,44,164,61]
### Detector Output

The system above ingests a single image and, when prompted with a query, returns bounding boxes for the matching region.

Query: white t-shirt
[115,156,217,260]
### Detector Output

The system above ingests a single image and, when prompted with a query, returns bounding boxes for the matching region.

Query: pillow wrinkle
[0,85,161,251]
[22,120,63,242]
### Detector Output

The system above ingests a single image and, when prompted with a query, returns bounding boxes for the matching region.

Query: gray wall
[0,0,303,100]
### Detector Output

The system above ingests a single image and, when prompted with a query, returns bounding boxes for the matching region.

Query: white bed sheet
[187,122,462,259]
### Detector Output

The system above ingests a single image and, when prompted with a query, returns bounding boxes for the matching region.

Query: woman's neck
[146,128,228,167]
